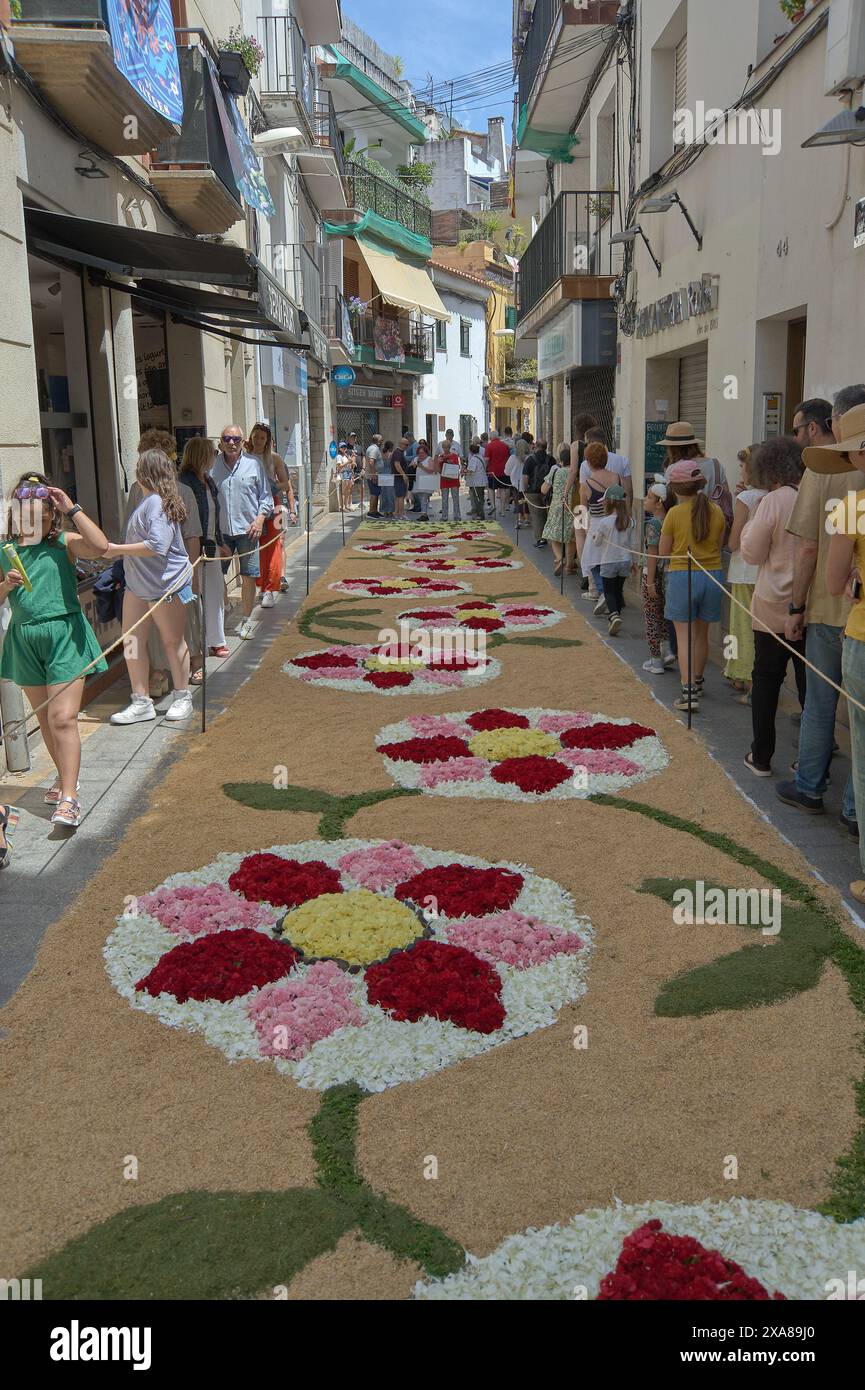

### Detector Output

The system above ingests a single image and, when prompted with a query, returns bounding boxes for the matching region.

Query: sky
[343,0,514,131]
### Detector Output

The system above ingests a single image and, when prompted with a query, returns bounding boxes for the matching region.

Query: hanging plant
[778,0,806,20]
[219,27,265,77]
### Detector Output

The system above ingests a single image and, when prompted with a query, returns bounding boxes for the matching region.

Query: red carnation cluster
[229,853,342,909]
[398,609,455,621]
[597,1221,786,1301]
[425,654,480,672]
[378,736,471,764]
[364,671,413,689]
[455,601,496,611]
[561,721,656,752]
[395,864,523,917]
[466,709,530,732]
[136,928,300,1004]
[461,617,504,632]
[365,939,505,1033]
[491,756,572,793]
[292,652,357,671]
[507,606,552,617]
[469,557,509,567]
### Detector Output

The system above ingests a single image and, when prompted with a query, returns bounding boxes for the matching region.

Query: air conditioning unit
[825,0,865,94]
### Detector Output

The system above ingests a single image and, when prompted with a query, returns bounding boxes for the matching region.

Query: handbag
[414,465,437,492]
[441,460,462,480]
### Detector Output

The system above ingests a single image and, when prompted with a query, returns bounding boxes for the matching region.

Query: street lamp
[610,225,662,276]
[640,190,703,249]
[802,106,865,147]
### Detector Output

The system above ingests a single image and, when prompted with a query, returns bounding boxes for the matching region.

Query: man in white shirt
[212,424,274,639]
[364,434,383,517]
[436,427,455,457]
[580,427,633,506]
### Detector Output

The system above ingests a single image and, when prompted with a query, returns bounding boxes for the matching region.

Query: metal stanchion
[692,547,698,733]
[560,483,566,597]
[199,562,207,736]
[340,486,346,547]
[306,496,311,596]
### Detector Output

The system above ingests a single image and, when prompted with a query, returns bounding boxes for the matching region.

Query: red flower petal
[465,709,531,732]
[292,652,358,670]
[561,721,656,752]
[229,854,343,909]
[460,617,505,632]
[378,736,472,764]
[365,939,505,1033]
[597,1222,786,1301]
[455,601,496,611]
[136,928,300,1004]
[425,654,480,671]
[395,864,523,917]
[398,609,455,620]
[490,756,573,793]
[364,671,414,689]
[506,606,552,617]
[427,581,462,592]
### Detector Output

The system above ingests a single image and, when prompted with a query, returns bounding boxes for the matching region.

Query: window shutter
[674,35,688,144]
[678,348,708,449]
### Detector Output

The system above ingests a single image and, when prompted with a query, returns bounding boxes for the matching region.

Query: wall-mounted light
[610,225,661,275]
[640,189,703,249]
[75,151,108,179]
[802,106,865,147]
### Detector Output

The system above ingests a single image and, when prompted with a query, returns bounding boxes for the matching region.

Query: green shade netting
[516,102,580,163]
[323,209,432,265]
[329,49,428,144]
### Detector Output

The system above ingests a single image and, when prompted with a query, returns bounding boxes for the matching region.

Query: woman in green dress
[1,473,109,832]
[541,445,578,576]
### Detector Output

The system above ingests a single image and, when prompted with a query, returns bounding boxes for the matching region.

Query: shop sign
[260,346,308,396]
[635,275,720,340]
[341,386,395,407]
[304,317,331,366]
[257,266,300,339]
[855,197,865,250]
[332,366,357,387]
[538,305,578,379]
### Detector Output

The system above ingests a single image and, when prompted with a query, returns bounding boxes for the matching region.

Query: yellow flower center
[281,890,422,966]
[455,606,500,620]
[364,653,424,673]
[468,727,560,762]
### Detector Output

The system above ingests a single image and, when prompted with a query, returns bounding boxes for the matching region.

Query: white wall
[420,286,488,446]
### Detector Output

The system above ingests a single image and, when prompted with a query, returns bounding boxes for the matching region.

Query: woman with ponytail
[106,449,195,726]
[658,461,726,714]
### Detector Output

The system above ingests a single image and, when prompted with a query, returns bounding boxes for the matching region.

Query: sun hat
[662,421,702,448]
[648,481,668,501]
[803,404,865,474]
[604,484,626,500]
[338,441,348,449]
[666,460,705,483]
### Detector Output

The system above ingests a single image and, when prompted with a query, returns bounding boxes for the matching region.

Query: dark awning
[24,206,305,346]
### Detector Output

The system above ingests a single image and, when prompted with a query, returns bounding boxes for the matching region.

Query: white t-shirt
[465,453,487,485]
[727,487,768,585]
[580,451,632,486]
[506,454,524,488]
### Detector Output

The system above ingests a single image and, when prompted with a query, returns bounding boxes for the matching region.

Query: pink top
[739,486,799,634]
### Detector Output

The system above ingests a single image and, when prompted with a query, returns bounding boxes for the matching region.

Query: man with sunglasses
[779,389,865,825]
[212,425,274,640]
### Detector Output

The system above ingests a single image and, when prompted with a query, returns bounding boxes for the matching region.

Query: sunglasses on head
[14,485,51,500]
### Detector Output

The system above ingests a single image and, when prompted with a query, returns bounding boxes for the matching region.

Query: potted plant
[218,28,265,96]
[779,1,806,21]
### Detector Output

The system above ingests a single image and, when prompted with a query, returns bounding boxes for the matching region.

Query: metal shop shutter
[674,34,688,127]
[678,347,708,448]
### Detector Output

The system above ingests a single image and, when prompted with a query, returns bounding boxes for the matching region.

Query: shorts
[394,476,407,498]
[488,474,510,489]
[166,581,195,606]
[339,468,353,482]
[0,610,108,687]
[367,481,381,498]
[600,561,630,579]
[664,568,723,624]
[222,533,260,580]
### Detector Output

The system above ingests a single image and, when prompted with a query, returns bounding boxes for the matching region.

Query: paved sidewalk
[501,509,865,926]
[0,514,361,1006]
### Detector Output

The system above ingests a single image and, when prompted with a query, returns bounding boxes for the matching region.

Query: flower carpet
[3,516,865,1302]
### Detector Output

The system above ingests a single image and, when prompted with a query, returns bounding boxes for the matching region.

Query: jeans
[440,488,461,520]
[602,575,626,615]
[591,564,602,594]
[843,636,865,868]
[751,629,807,768]
[526,491,548,541]
[379,485,395,515]
[797,623,856,817]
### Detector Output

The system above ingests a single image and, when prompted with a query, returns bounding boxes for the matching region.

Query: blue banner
[105,0,184,125]
[205,58,276,219]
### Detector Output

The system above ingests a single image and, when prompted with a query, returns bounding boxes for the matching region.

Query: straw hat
[662,421,702,448]
[803,404,865,474]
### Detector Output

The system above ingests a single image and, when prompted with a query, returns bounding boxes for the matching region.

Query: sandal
[190,669,205,686]
[1,804,20,869]
[45,779,80,805]
[209,645,230,658]
[51,797,81,829]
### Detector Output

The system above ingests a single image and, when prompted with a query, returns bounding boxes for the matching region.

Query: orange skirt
[256,513,284,592]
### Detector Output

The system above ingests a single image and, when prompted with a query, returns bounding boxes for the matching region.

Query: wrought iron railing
[517,190,617,323]
[301,248,322,327]
[334,35,408,103]
[516,0,559,113]
[257,15,316,120]
[321,288,356,355]
[263,242,301,303]
[345,159,432,240]
[351,311,433,364]
[314,92,346,177]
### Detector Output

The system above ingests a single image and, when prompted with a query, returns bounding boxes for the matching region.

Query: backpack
[707,458,734,542]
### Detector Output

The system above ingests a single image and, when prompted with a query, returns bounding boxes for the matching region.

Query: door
[785,319,807,433]
[678,347,708,449]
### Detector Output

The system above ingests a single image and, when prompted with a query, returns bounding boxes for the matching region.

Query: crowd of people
[0,424,295,843]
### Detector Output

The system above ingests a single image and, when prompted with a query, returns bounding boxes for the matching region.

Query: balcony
[515,1,619,138]
[517,190,620,335]
[334,34,407,104]
[295,94,348,212]
[344,159,432,244]
[12,0,181,154]
[321,288,356,365]
[351,311,434,374]
[292,0,342,47]
[321,37,428,153]
[150,40,243,235]
[257,15,317,135]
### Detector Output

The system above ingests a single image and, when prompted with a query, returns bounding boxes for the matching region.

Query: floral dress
[541,465,571,543]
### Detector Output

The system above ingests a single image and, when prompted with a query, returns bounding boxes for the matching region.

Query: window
[435,319,447,351]
[460,318,471,357]
[505,305,517,331]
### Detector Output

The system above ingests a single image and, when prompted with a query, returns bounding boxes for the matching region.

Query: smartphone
[854,577,862,601]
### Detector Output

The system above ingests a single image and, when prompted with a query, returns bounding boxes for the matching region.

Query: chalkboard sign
[644,421,668,485]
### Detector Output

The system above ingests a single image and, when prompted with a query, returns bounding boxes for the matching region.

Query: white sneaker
[111,696,156,725]
[260,591,276,608]
[237,617,255,639]
[643,657,665,674]
[608,614,622,636]
[580,590,596,601]
[165,692,194,721]
[593,595,609,617]
[662,651,678,669]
